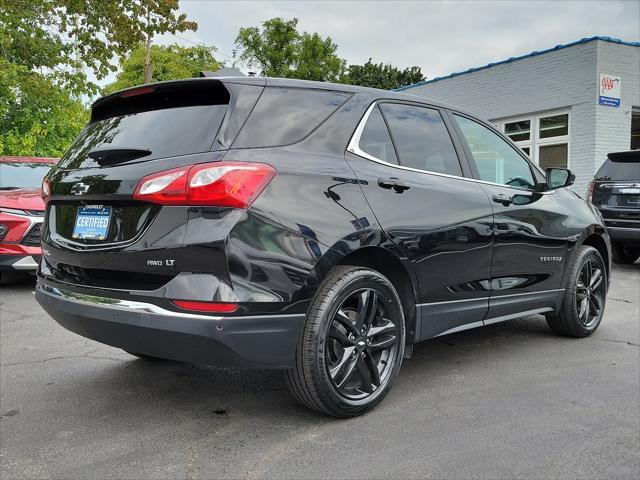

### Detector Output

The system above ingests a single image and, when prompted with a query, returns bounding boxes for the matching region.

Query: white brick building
[397,37,640,195]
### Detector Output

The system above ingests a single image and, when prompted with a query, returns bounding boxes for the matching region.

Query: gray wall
[404,40,639,195]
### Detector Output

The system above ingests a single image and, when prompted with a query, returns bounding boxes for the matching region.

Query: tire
[611,242,639,264]
[286,266,406,418]
[546,246,608,337]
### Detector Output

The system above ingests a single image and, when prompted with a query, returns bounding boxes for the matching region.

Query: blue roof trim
[395,36,640,92]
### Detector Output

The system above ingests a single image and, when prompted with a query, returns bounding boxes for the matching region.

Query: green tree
[104,44,223,94]
[343,59,424,90]
[235,17,345,82]
[0,0,197,156]
[1,0,197,94]
[0,59,88,156]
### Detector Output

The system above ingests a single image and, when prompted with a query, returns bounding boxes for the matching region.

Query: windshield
[0,163,53,189]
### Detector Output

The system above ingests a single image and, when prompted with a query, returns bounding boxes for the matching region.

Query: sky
[145,0,640,83]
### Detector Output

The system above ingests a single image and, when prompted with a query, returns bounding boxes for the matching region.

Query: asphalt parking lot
[1,264,638,480]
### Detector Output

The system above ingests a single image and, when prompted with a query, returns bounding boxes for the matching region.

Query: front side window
[358,105,398,164]
[454,115,536,190]
[379,103,462,176]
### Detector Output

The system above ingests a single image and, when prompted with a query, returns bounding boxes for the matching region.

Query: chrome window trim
[346,101,556,195]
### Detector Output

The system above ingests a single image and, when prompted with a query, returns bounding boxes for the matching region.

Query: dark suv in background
[588,151,640,264]
[37,77,611,417]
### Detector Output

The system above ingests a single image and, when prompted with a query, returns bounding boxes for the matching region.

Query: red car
[0,156,58,283]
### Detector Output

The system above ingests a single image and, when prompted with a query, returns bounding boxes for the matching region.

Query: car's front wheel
[546,246,608,337]
[286,266,405,417]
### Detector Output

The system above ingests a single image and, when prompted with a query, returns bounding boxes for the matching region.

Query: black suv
[37,78,611,417]
[588,151,640,264]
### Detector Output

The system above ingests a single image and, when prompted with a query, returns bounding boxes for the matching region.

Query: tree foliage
[235,17,345,82]
[1,0,197,94]
[0,59,88,156]
[343,59,424,90]
[0,0,197,156]
[103,44,222,94]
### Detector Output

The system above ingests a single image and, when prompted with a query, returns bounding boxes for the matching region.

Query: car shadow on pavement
[41,313,559,425]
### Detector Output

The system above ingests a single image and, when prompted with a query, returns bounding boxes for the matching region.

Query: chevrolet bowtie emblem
[70,182,90,195]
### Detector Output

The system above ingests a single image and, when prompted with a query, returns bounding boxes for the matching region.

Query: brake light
[172,300,239,313]
[120,85,155,98]
[133,161,276,208]
[586,180,595,203]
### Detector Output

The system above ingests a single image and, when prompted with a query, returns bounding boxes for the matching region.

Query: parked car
[36,78,611,417]
[0,156,58,284]
[587,151,640,264]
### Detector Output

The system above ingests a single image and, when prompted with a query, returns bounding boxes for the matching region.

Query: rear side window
[233,87,351,148]
[358,105,398,164]
[379,103,462,176]
[595,154,640,180]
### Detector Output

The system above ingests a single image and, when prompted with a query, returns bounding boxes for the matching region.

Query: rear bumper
[607,227,640,245]
[35,281,305,369]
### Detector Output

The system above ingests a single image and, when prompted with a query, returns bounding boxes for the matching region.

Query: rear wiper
[0,186,20,190]
[87,147,151,165]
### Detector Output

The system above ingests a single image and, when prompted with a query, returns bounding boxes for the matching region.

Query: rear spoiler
[90,79,230,122]
[607,151,640,163]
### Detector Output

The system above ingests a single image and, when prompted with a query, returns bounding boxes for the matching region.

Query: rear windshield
[596,155,640,181]
[58,105,227,169]
[58,81,230,169]
[233,87,351,148]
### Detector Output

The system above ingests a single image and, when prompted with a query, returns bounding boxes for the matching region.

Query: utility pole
[143,9,152,83]
[143,32,152,83]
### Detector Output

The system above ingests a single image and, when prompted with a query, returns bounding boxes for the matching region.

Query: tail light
[172,300,239,313]
[133,161,276,208]
[42,178,51,203]
[586,180,595,203]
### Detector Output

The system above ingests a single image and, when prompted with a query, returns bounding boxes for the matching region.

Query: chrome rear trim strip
[37,283,305,321]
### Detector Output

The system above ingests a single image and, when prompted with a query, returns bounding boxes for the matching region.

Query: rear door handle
[378,177,410,193]
[492,193,513,206]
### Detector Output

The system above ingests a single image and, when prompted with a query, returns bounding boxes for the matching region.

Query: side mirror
[546,168,575,189]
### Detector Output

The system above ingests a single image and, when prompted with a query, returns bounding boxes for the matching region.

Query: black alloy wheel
[286,266,406,417]
[575,257,606,328]
[546,245,608,337]
[326,288,400,399]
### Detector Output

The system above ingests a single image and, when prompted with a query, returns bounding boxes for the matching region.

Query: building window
[539,144,568,169]
[496,110,570,169]
[505,120,531,142]
[539,114,569,138]
[632,107,640,150]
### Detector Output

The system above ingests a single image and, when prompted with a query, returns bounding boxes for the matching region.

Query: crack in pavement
[2,354,127,367]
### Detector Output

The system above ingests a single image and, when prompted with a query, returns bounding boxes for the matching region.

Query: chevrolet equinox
[36,77,612,417]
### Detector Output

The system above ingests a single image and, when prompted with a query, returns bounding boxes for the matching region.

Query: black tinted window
[234,87,351,148]
[379,103,461,175]
[59,105,228,169]
[596,156,640,180]
[358,105,398,164]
